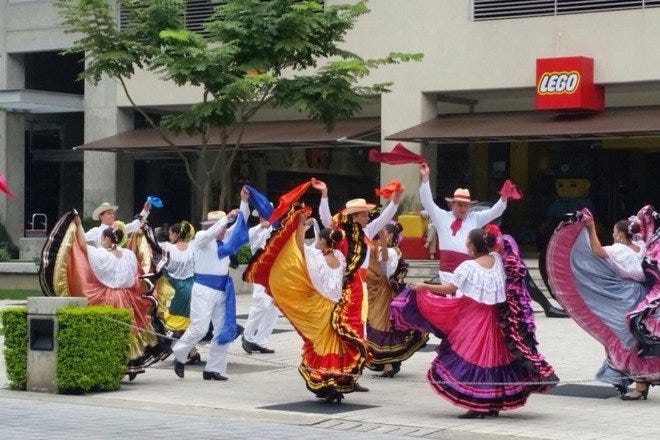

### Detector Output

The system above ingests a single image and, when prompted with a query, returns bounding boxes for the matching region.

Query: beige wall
[4,0,76,52]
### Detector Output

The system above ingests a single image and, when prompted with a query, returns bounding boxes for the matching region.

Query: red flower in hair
[484,224,501,237]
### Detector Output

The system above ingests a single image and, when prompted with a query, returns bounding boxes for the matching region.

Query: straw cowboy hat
[92,202,118,220]
[341,198,377,215]
[444,188,478,204]
[201,210,227,225]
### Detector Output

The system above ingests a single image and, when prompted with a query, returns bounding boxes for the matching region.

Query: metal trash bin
[26,297,86,392]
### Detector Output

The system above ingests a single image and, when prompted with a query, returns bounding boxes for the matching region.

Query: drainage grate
[259,400,379,414]
[548,384,620,399]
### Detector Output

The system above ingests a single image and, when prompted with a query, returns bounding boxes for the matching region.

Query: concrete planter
[228,264,251,295]
[0,261,41,290]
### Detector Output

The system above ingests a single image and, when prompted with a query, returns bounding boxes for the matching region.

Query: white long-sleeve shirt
[248,224,273,254]
[319,197,398,268]
[84,209,149,247]
[419,181,507,254]
[191,201,250,277]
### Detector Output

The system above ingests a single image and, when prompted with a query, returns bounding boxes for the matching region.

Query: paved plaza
[1,292,659,439]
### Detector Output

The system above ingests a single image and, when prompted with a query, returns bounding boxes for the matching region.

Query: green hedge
[1,307,28,390]
[1,305,132,393]
[56,306,131,393]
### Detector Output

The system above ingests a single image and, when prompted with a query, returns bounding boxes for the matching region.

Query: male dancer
[241,212,277,354]
[172,187,250,381]
[86,201,151,246]
[419,162,508,282]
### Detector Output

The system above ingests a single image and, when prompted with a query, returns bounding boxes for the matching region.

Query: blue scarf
[194,212,249,345]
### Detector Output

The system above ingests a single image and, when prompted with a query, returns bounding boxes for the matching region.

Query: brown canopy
[76,118,380,151]
[385,107,660,143]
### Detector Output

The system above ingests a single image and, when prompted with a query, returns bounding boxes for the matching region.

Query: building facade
[2,0,660,256]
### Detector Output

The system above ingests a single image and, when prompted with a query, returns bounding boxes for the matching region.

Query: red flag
[0,175,16,198]
[368,143,425,165]
[498,179,523,200]
[268,180,313,223]
[374,179,405,199]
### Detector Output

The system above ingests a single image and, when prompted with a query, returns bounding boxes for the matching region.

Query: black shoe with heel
[458,410,487,419]
[186,352,202,365]
[621,385,650,400]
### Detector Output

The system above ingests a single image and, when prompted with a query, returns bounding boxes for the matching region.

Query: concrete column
[0,51,27,242]
[83,76,134,220]
[380,91,436,208]
[470,142,489,201]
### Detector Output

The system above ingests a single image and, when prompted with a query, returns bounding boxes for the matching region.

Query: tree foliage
[57,0,422,214]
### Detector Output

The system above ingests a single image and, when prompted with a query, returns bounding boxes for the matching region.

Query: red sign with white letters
[535,57,604,111]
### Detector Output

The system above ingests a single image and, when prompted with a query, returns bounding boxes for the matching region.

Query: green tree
[57,0,422,215]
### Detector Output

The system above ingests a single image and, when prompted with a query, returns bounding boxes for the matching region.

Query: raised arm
[472,198,508,227]
[224,190,250,241]
[419,163,447,232]
[296,214,311,254]
[312,178,333,228]
[124,201,151,234]
[585,219,608,258]
[194,215,231,247]
[74,216,88,254]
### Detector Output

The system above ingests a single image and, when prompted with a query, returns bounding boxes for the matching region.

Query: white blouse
[304,245,346,303]
[379,247,400,279]
[450,252,506,305]
[604,241,646,282]
[160,242,195,280]
[87,246,138,289]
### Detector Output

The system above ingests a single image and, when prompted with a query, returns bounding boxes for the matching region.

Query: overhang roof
[0,89,84,113]
[385,106,660,143]
[76,117,380,152]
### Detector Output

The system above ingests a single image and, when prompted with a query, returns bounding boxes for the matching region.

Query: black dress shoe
[353,382,369,392]
[234,324,245,341]
[544,306,569,318]
[458,410,487,419]
[252,343,275,354]
[202,371,228,381]
[173,360,185,378]
[241,336,253,354]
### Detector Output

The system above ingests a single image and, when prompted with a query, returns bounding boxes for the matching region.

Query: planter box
[228,264,251,295]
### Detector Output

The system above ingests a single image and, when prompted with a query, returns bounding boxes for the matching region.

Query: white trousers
[172,283,229,374]
[243,284,279,347]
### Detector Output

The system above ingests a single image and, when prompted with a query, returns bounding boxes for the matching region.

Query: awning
[76,118,380,152]
[0,89,84,113]
[385,106,660,143]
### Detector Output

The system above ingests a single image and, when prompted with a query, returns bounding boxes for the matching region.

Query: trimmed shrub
[1,307,28,390]
[55,306,131,393]
[235,243,252,264]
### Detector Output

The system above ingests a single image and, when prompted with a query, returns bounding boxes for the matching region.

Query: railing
[120,0,218,33]
[473,0,660,21]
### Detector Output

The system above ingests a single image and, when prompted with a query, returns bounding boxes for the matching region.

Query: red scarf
[450,218,462,236]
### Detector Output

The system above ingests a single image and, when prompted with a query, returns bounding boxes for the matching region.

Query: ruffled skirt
[366,260,428,369]
[39,212,165,375]
[244,207,368,396]
[392,289,551,412]
[546,210,660,386]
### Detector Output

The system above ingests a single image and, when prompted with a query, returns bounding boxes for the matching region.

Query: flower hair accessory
[484,224,501,237]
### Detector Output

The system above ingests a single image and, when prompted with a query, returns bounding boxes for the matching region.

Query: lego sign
[535,57,604,111]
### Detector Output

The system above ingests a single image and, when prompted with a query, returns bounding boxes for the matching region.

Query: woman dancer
[392,227,557,418]
[366,222,428,377]
[547,209,660,400]
[244,204,368,403]
[159,221,202,364]
[40,211,164,379]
